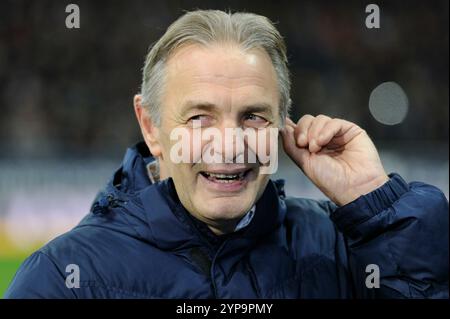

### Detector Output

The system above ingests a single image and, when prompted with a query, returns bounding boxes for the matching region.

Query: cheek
[246,128,278,164]
[191,129,205,164]
[169,127,208,164]
[156,130,172,159]
[170,165,198,199]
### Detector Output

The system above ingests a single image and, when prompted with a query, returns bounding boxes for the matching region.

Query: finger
[285,117,296,129]
[283,117,297,133]
[280,124,309,169]
[280,117,293,137]
[316,119,360,147]
[294,114,314,147]
[307,115,331,153]
[280,123,296,151]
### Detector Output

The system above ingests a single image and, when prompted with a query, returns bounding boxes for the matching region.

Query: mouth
[198,168,253,192]
[199,169,252,183]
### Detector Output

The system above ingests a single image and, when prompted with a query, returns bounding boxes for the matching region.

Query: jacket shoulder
[4,250,77,298]
[5,222,156,298]
[284,196,337,223]
[282,197,341,257]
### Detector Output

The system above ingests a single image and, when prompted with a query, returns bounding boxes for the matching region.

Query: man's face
[145,44,280,234]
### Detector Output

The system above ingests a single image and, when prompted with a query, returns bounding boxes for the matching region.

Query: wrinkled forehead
[168,43,277,76]
[162,43,280,111]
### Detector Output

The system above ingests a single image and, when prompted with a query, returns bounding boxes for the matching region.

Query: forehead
[164,43,279,100]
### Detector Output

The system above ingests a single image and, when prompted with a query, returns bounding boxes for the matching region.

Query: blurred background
[0,0,448,296]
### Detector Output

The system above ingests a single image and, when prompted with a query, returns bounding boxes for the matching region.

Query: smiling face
[136,43,280,235]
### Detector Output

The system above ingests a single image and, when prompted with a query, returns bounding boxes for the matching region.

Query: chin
[200,197,253,221]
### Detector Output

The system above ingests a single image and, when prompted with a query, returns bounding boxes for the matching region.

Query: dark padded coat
[5,142,449,298]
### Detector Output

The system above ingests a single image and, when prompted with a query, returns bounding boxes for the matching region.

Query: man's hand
[280,115,389,206]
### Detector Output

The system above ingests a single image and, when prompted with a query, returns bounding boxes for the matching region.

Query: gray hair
[140,9,291,127]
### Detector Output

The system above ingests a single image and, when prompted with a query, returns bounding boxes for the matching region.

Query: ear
[133,94,162,157]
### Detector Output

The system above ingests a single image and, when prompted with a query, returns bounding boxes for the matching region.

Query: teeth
[203,171,246,181]
[214,178,236,183]
[211,173,238,178]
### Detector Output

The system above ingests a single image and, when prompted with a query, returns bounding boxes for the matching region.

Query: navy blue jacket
[5,142,449,298]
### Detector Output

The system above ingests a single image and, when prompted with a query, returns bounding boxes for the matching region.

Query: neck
[207,222,238,236]
[157,159,244,236]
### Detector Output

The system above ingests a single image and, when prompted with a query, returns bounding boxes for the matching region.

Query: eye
[188,114,214,127]
[243,113,269,128]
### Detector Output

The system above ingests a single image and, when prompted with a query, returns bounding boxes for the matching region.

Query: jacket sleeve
[330,173,449,298]
[3,251,77,299]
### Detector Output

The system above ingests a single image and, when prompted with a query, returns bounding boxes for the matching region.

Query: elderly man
[5,10,448,299]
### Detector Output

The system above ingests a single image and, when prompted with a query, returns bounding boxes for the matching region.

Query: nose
[205,119,247,164]
[222,119,245,164]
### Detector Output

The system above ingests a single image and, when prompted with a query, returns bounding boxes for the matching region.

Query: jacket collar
[140,177,287,253]
[90,141,287,256]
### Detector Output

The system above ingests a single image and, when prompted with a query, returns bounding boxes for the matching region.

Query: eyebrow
[181,101,217,114]
[181,100,275,117]
[240,104,274,117]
